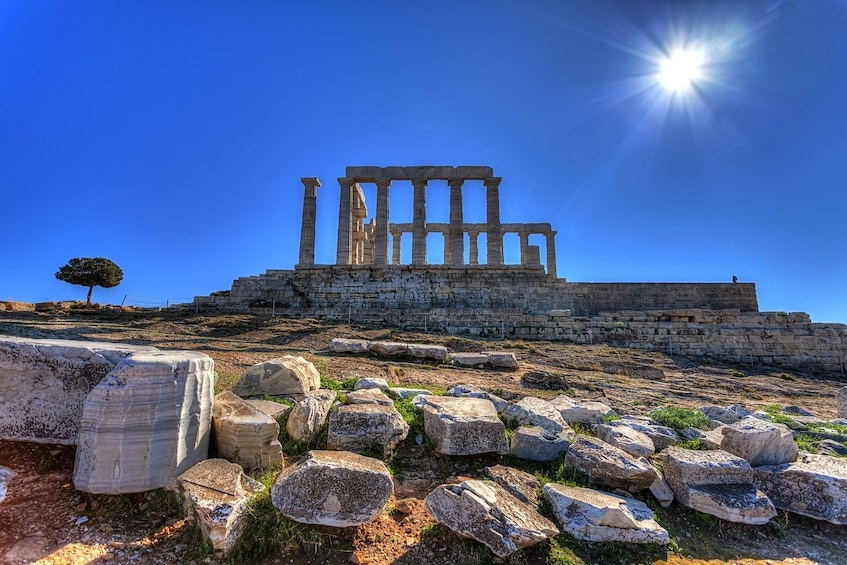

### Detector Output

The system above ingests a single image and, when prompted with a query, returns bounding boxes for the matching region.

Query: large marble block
[0,336,156,444]
[73,350,215,494]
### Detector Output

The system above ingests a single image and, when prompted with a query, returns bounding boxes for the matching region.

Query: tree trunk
[87,286,93,304]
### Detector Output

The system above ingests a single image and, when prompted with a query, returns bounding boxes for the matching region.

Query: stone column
[336,178,354,265]
[391,230,402,265]
[297,177,321,266]
[545,231,558,278]
[411,179,428,265]
[468,231,479,265]
[519,231,530,265]
[484,177,503,265]
[374,179,391,265]
[442,231,451,264]
[448,179,464,265]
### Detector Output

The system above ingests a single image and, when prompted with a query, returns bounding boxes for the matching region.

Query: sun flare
[657,49,705,92]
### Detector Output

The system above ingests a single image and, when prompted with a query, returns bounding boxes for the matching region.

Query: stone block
[449,352,489,367]
[353,377,389,392]
[271,450,393,527]
[597,421,656,458]
[754,453,847,524]
[837,387,847,420]
[232,356,319,397]
[212,391,283,471]
[329,338,370,354]
[486,465,541,506]
[286,390,337,443]
[326,404,409,455]
[345,389,394,406]
[564,436,655,493]
[422,396,508,455]
[551,395,616,425]
[407,343,448,361]
[244,399,291,421]
[74,350,215,494]
[482,351,520,369]
[510,426,572,461]
[720,417,798,467]
[368,341,409,356]
[503,397,572,435]
[0,336,156,444]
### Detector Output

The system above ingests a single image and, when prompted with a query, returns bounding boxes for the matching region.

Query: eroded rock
[486,465,541,506]
[836,387,847,420]
[286,390,337,443]
[326,404,409,455]
[754,453,847,524]
[329,338,370,354]
[551,395,615,425]
[232,356,320,397]
[422,396,508,455]
[563,436,655,493]
[510,426,572,462]
[446,385,508,412]
[481,351,519,369]
[720,417,798,467]
[407,343,448,361]
[503,396,571,434]
[346,388,394,406]
[212,391,283,471]
[597,421,655,458]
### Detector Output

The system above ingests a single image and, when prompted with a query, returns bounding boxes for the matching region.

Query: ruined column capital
[375,179,392,189]
[483,177,502,188]
[447,178,465,189]
[300,177,321,188]
[411,178,428,189]
[338,177,355,188]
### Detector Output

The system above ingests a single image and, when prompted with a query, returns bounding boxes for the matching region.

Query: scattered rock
[446,385,508,412]
[424,479,559,558]
[728,404,753,419]
[812,439,847,457]
[3,535,52,563]
[836,387,847,420]
[597,421,655,458]
[422,396,508,455]
[481,351,519,369]
[406,344,448,361]
[648,465,675,508]
[551,395,616,425]
[353,377,390,392]
[232,356,320,396]
[510,425,573,461]
[346,389,394,406]
[368,341,409,356]
[212,391,283,471]
[503,396,571,434]
[720,417,798,467]
[754,453,847,524]
[618,416,678,451]
[74,350,215,494]
[178,459,265,553]
[327,404,409,456]
[563,436,656,493]
[286,390,338,443]
[245,399,291,420]
[330,338,370,354]
[271,450,393,527]
[0,465,15,504]
[486,465,541,506]
[661,447,776,525]
[543,483,668,544]
[699,405,740,425]
[388,387,432,400]
[448,352,489,367]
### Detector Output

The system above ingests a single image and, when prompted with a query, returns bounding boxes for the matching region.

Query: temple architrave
[296,166,558,276]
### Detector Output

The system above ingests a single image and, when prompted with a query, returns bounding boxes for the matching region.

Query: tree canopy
[55,257,124,304]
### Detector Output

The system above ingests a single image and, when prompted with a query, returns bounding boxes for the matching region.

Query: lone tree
[55,257,124,304]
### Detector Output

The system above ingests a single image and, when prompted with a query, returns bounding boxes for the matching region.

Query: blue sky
[2,0,845,321]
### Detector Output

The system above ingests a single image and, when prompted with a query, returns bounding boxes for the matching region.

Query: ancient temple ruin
[297,166,558,275]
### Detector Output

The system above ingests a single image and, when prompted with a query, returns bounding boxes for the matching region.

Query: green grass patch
[676,438,710,450]
[648,407,709,431]
[393,397,426,446]
[761,404,796,426]
[214,370,240,394]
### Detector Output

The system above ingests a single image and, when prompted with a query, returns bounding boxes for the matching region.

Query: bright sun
[657,49,705,92]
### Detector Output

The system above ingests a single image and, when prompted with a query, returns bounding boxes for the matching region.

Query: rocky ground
[1,308,846,565]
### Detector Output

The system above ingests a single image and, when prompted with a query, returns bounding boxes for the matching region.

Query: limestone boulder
[286,390,337,443]
[424,479,559,558]
[353,377,389,392]
[212,391,283,471]
[326,404,409,455]
[836,387,847,419]
[244,399,291,421]
[449,352,489,367]
[754,453,847,524]
[446,385,508,412]
[618,416,678,451]
[563,436,655,493]
[720,417,798,467]
[510,426,572,462]
[648,466,675,508]
[700,405,741,425]
[368,341,409,356]
[551,395,616,425]
[481,351,519,369]
[407,343,448,361]
[345,388,394,406]
[486,465,541,506]
[178,459,264,554]
[73,350,214,494]
[543,484,668,544]
[503,396,571,434]
[329,338,370,354]
[597,421,655,458]
[0,465,14,504]
[388,387,432,400]
[271,450,393,527]
[422,396,508,455]
[232,356,319,397]
[661,447,776,525]
[0,336,156,444]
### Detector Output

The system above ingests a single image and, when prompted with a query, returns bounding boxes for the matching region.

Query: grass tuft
[649,407,709,431]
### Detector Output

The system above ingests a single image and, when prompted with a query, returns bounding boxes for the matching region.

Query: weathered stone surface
[232,356,319,397]
[422,396,508,455]
[754,453,847,524]
[271,450,393,527]
[449,352,489,367]
[74,350,215,494]
[0,465,14,504]
[346,388,394,406]
[388,387,432,400]
[486,465,541,506]
[286,390,337,443]
[618,416,678,451]
[551,395,616,424]
[481,351,519,369]
[700,405,741,425]
[661,447,776,524]
[353,377,389,392]
[836,387,847,420]
[510,426,573,461]
[701,426,726,450]
[0,336,156,444]
[212,391,283,471]
[597,421,655,458]
[245,399,291,421]
[407,343,448,361]
[503,396,571,434]
[648,466,675,507]
[327,404,409,455]
[424,479,558,557]
[329,338,369,354]
[178,459,264,553]
[543,483,668,544]
[368,341,409,356]
[446,385,507,412]
[720,417,798,467]
[813,439,847,456]
[564,436,655,493]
